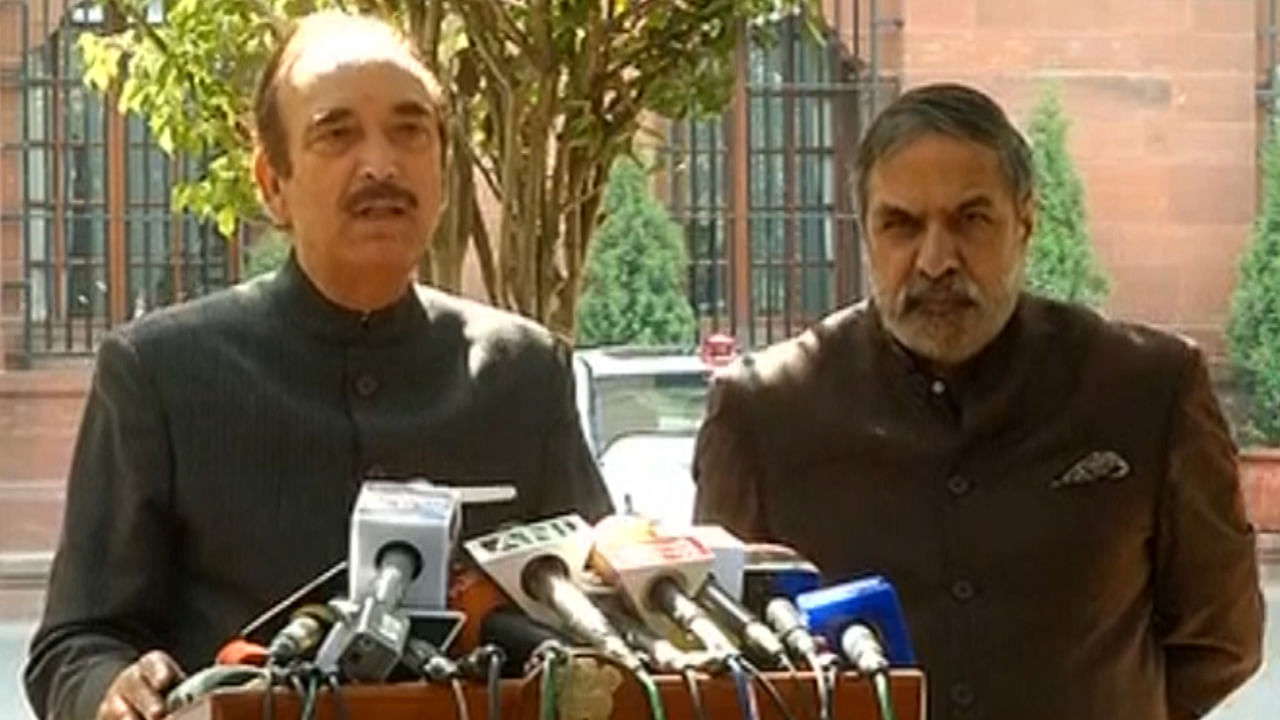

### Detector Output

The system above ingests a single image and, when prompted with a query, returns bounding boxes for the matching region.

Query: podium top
[172,669,925,720]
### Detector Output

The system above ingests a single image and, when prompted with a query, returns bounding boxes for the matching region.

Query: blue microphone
[796,575,915,669]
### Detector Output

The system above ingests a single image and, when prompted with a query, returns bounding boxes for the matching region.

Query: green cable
[540,654,560,720]
[636,668,668,720]
[872,672,897,720]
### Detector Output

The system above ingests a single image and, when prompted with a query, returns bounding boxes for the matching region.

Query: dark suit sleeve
[25,333,177,719]
[692,372,769,539]
[1155,347,1263,718]
[527,339,613,522]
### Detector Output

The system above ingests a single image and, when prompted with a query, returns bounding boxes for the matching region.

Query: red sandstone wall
[0,367,86,557]
[897,0,1258,355]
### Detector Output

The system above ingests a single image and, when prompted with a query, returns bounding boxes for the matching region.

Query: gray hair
[855,83,1034,222]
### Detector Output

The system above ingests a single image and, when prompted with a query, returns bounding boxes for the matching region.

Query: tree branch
[468,193,501,306]
[455,0,532,58]
[105,0,171,55]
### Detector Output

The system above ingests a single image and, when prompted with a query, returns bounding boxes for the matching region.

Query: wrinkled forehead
[869,134,1011,211]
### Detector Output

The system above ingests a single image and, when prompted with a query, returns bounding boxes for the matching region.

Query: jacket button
[950,682,975,706]
[354,374,379,397]
[951,579,976,602]
[947,475,971,496]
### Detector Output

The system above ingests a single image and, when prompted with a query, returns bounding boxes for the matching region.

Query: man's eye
[963,211,991,226]
[321,126,354,143]
[392,122,431,143]
[882,216,915,232]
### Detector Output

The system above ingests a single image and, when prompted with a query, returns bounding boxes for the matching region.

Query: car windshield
[592,371,709,453]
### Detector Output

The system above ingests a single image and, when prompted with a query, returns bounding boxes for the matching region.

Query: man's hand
[95,651,186,720]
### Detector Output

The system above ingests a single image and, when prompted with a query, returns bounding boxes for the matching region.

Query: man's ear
[1017,193,1036,248]
[253,147,290,228]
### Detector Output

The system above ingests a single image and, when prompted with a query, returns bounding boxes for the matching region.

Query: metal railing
[4,0,236,365]
[664,1,901,348]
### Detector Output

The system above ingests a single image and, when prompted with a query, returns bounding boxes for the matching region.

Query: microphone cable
[740,658,800,720]
[260,668,275,720]
[725,656,760,720]
[818,659,835,720]
[449,677,472,720]
[486,646,505,720]
[253,662,348,720]
[325,672,352,720]
[840,623,897,720]
[298,670,320,720]
[537,648,567,720]
[456,643,506,720]
[766,597,834,720]
[682,668,708,720]
[778,654,819,720]
[635,664,668,720]
[872,671,897,720]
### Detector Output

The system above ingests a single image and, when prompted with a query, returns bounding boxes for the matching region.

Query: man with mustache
[693,84,1262,719]
[25,11,611,720]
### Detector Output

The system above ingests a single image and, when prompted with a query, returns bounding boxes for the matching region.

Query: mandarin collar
[267,251,426,344]
[871,294,1029,411]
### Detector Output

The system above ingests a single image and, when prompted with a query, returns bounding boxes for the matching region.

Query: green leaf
[155,124,176,155]
[215,206,239,239]
[78,33,124,92]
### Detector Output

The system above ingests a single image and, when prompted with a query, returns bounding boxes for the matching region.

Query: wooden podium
[171,670,926,720]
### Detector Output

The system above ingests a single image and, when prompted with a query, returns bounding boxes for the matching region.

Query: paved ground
[0,621,33,720]
[1205,555,1279,718]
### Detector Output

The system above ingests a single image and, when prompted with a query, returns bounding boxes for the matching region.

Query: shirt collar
[266,250,426,344]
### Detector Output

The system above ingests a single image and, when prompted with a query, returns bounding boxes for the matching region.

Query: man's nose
[916,223,960,279]
[356,134,399,182]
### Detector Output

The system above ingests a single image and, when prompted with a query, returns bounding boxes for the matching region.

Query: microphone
[320,575,415,682]
[400,635,459,682]
[600,601,714,672]
[316,482,463,682]
[796,575,916,672]
[764,597,834,669]
[165,665,265,713]
[589,530,736,656]
[654,524,748,600]
[239,560,348,648]
[480,606,572,676]
[266,603,338,666]
[215,639,268,667]
[348,481,461,610]
[465,514,645,673]
[668,525,788,669]
[764,596,839,720]
[696,576,789,669]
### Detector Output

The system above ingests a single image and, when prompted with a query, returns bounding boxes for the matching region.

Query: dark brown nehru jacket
[694,294,1262,720]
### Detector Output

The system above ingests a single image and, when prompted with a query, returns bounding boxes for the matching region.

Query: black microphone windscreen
[479,607,569,677]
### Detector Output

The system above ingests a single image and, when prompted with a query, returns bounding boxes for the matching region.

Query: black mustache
[342,182,418,213]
